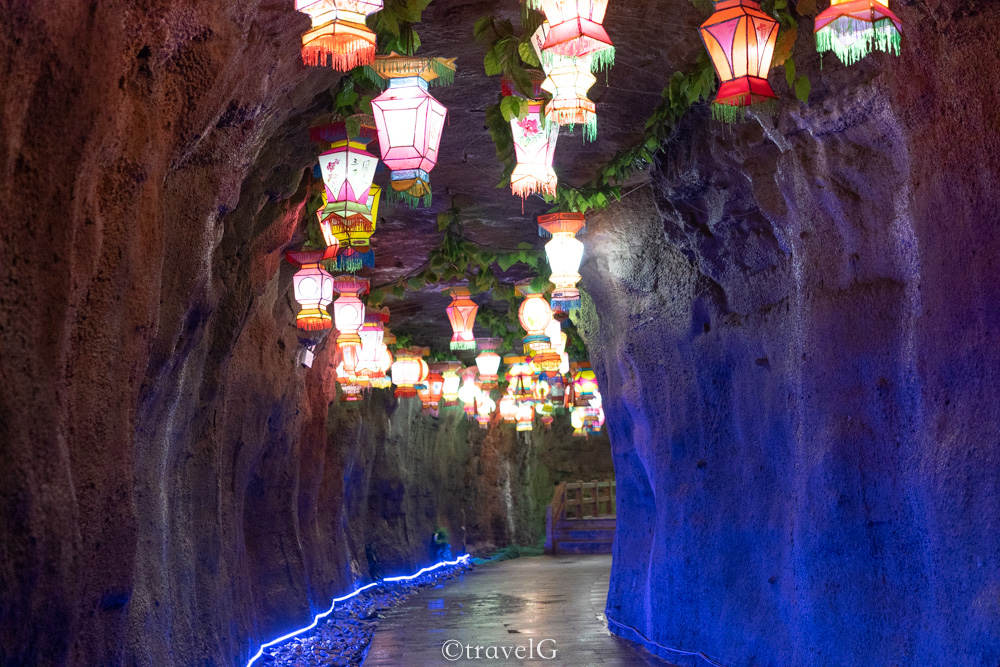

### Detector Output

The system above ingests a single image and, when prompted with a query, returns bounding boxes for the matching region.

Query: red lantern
[443,286,479,351]
[369,55,457,207]
[529,0,614,68]
[286,248,336,331]
[814,0,901,66]
[699,0,780,121]
[331,276,369,349]
[296,0,383,71]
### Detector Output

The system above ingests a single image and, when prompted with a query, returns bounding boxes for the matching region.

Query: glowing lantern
[476,393,496,428]
[443,286,479,351]
[475,338,503,389]
[356,307,390,383]
[545,319,567,355]
[572,362,599,407]
[310,118,379,209]
[391,346,429,398]
[527,0,615,68]
[499,394,518,423]
[531,23,598,141]
[318,183,382,269]
[340,382,365,402]
[516,280,553,353]
[427,365,446,408]
[502,76,560,201]
[458,367,480,416]
[286,248,336,331]
[505,356,536,404]
[515,402,535,432]
[369,55,457,207]
[814,0,901,66]
[296,0,383,71]
[440,361,463,407]
[699,0,780,121]
[331,276,369,350]
[538,212,586,312]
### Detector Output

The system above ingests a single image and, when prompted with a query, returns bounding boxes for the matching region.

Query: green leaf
[784,57,796,89]
[500,95,528,122]
[484,48,502,76]
[518,40,540,67]
[795,75,811,103]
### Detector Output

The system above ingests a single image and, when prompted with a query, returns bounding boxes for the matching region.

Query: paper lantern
[356,307,390,383]
[427,366,446,408]
[572,362,599,407]
[499,394,518,423]
[476,393,496,429]
[296,0,383,71]
[439,361,463,407]
[516,279,553,352]
[391,346,429,398]
[286,249,336,331]
[515,402,535,432]
[502,76,560,201]
[443,286,479,351]
[538,212,586,311]
[528,0,614,68]
[531,23,598,141]
[458,367,480,416]
[310,118,379,206]
[331,276,369,349]
[504,356,536,404]
[814,0,901,65]
[475,337,503,389]
[318,185,382,257]
[699,0,779,121]
[369,55,457,207]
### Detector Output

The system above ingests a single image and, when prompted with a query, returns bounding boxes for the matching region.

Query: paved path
[364,555,673,667]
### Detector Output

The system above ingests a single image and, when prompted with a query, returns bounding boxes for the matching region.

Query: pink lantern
[332,276,369,349]
[443,285,479,351]
[369,55,457,207]
[475,337,503,389]
[501,75,559,201]
[528,0,615,68]
[286,248,336,331]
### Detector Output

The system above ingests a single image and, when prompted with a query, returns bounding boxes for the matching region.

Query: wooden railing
[545,479,617,553]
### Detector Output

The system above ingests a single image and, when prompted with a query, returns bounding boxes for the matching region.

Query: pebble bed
[259,560,473,666]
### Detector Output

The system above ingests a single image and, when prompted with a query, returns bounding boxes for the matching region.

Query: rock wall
[579,2,1000,665]
[0,3,613,666]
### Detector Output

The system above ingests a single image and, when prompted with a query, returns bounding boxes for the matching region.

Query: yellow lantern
[391,346,429,398]
[440,361,463,407]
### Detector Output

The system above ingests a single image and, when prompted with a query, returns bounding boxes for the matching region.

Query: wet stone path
[364,555,673,666]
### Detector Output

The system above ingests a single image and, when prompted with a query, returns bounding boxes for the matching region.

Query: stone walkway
[363,555,673,666]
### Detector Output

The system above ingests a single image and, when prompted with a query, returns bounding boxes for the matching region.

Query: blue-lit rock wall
[579,4,1000,663]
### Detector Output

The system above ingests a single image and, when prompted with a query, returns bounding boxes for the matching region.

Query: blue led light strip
[245,554,471,667]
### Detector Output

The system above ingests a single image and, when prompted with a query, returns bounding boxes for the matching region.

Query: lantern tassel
[302,43,377,71]
[815,17,901,66]
[450,340,477,351]
[589,46,616,73]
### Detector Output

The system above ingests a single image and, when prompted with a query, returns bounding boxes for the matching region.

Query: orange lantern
[427,365,446,409]
[538,212,586,312]
[443,286,479,351]
[529,0,614,68]
[814,0,901,66]
[369,55,457,207]
[475,338,503,389]
[331,276,369,349]
[286,248,336,331]
[699,0,779,121]
[516,279,553,353]
[296,1,383,71]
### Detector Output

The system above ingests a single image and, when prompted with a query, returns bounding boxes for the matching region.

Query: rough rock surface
[577,1,1000,665]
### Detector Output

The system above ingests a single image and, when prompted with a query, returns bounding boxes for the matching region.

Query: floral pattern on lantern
[443,286,479,351]
[699,0,780,122]
[286,248,336,331]
[331,276,369,349]
[296,0,383,71]
[516,279,554,353]
[502,75,559,200]
[814,0,901,66]
[475,338,503,389]
[527,0,614,69]
[531,23,598,141]
[368,55,457,207]
[538,212,586,312]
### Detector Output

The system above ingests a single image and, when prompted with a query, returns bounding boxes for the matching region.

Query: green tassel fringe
[362,59,456,88]
[710,98,778,124]
[589,46,615,73]
[450,340,477,351]
[815,18,901,66]
[385,186,433,209]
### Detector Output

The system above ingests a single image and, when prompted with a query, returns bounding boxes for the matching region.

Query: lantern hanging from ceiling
[516,279,554,353]
[699,0,780,122]
[515,402,535,432]
[317,184,382,272]
[443,286,479,351]
[458,367,480,416]
[310,118,379,209]
[286,248,336,331]
[545,318,567,357]
[368,55,457,207]
[499,393,518,423]
[501,75,559,201]
[439,361,463,407]
[476,393,496,429]
[572,361,599,407]
[331,276,369,350]
[814,0,901,66]
[504,356,536,404]
[391,346,429,398]
[538,212,586,312]
[427,365,446,409]
[531,23,598,142]
[475,338,503,389]
[356,307,390,383]
[527,0,615,69]
[296,0,383,71]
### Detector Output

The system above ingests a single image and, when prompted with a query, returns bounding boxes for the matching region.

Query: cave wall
[578,1,1000,665]
[0,3,614,666]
